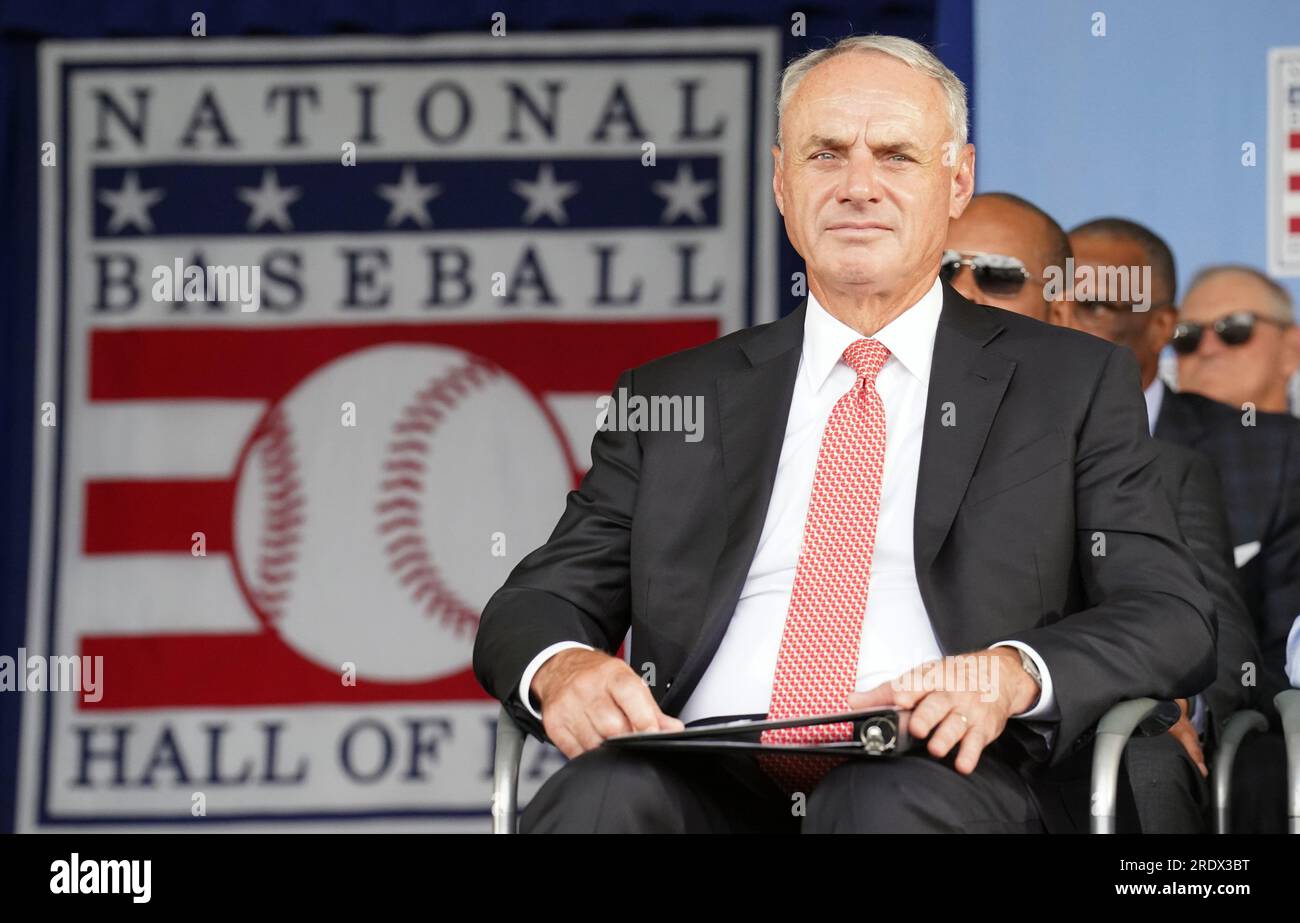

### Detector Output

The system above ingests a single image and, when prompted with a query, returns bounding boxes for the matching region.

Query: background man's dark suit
[1154,390,1300,722]
[1156,390,1300,832]
[1123,440,1258,833]
[474,282,1217,832]
[1152,442,1258,744]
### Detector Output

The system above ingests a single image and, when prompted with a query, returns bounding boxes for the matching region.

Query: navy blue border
[35,46,766,827]
[0,39,40,837]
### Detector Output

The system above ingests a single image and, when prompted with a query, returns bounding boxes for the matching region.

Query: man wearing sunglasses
[941,192,1070,322]
[1174,265,1300,416]
[1064,219,1300,833]
[948,197,1256,833]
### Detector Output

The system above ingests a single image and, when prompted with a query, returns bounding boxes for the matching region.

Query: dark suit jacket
[1152,440,1258,750]
[474,281,1217,821]
[1155,389,1300,725]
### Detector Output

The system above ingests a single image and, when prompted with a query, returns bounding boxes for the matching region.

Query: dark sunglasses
[1170,311,1291,355]
[940,250,1035,296]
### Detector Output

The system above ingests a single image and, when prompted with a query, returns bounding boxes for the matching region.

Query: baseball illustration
[232,343,572,682]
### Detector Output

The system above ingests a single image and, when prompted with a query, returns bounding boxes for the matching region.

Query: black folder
[603,707,915,758]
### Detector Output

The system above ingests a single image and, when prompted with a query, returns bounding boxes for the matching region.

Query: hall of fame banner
[20,32,778,831]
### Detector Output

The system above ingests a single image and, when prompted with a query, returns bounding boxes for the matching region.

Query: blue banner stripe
[91,158,721,236]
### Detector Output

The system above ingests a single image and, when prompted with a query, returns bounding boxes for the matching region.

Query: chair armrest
[492,704,528,834]
[1275,689,1300,833]
[1090,698,1177,834]
[1210,709,1268,834]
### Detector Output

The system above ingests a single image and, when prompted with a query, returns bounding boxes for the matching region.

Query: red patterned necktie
[758,337,892,797]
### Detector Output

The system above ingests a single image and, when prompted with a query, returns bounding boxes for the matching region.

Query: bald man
[1176,265,1300,414]
[943,192,1069,321]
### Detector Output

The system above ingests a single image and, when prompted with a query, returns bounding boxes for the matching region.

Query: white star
[376,164,441,228]
[97,171,165,234]
[511,163,580,225]
[652,162,716,224]
[237,167,302,231]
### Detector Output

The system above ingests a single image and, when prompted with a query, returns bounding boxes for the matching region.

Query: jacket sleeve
[1003,346,1217,766]
[472,369,640,742]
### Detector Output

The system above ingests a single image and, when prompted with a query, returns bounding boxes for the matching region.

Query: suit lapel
[914,284,1016,571]
[662,304,804,709]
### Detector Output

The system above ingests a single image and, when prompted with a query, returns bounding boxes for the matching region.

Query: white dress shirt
[1287,616,1300,689]
[1144,377,1165,437]
[518,277,1057,729]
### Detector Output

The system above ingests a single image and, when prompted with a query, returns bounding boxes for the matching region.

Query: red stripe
[85,480,233,553]
[1292,132,1300,150]
[1291,217,1300,235]
[79,633,489,709]
[90,321,719,401]
[1291,175,1300,192]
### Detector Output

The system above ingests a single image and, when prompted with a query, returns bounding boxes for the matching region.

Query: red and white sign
[21,32,778,831]
[1270,46,1300,276]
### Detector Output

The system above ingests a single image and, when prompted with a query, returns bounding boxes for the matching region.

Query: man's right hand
[530,648,685,758]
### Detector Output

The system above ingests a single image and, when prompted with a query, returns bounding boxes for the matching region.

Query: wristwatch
[1011,647,1043,708]
[1008,650,1040,707]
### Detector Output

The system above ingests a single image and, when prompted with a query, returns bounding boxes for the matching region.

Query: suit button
[665,678,674,690]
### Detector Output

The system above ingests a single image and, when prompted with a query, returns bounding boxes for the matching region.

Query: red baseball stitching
[376,355,501,639]
[251,405,305,622]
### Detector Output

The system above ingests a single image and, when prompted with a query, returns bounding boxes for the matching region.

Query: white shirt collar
[802,276,944,393]
[1143,376,1165,436]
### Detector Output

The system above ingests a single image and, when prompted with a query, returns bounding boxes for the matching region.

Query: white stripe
[60,555,261,635]
[81,402,266,477]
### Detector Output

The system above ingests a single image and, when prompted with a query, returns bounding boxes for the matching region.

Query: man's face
[1060,232,1174,386]
[772,51,974,295]
[943,198,1052,320]
[1177,270,1299,410]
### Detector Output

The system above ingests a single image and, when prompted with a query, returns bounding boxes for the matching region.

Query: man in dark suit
[947,194,1257,832]
[473,36,1215,833]
[1157,388,1300,833]
[1065,217,1300,832]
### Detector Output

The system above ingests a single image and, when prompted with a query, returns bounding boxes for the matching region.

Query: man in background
[942,192,1068,321]
[1174,265,1299,415]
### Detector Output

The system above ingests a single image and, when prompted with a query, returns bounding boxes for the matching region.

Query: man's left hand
[847,647,1040,776]
[1167,698,1208,778]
